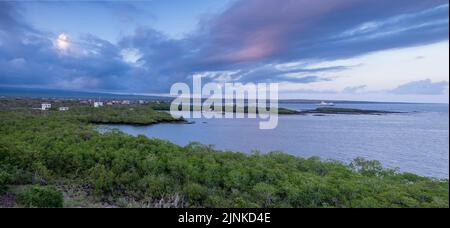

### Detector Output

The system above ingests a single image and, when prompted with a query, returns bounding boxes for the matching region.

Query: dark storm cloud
[0,1,131,90]
[191,0,448,65]
[120,0,448,91]
[0,0,448,93]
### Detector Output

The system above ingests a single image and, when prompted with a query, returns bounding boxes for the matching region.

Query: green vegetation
[150,102,302,115]
[16,185,64,208]
[0,171,9,194]
[0,99,183,126]
[0,100,448,208]
[277,108,302,115]
[147,102,173,111]
[68,106,183,125]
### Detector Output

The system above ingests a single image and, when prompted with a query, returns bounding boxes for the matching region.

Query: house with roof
[41,103,51,111]
[94,101,104,108]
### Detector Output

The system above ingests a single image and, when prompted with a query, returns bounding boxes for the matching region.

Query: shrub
[16,185,64,208]
[88,165,115,197]
[350,157,385,177]
[183,182,207,204]
[0,166,33,186]
[0,171,10,194]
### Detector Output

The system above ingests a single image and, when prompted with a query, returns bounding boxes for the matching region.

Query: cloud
[117,0,448,91]
[195,0,448,65]
[94,1,155,23]
[343,85,368,93]
[0,2,132,90]
[390,79,449,95]
[1,0,449,94]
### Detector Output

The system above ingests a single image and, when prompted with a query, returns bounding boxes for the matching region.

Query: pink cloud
[206,0,359,63]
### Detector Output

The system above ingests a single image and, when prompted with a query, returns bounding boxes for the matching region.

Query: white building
[41,103,51,111]
[94,102,104,108]
[59,107,69,111]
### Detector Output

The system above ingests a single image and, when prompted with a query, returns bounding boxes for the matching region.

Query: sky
[0,0,449,103]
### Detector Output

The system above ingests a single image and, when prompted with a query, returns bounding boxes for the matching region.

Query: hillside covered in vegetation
[0,106,448,208]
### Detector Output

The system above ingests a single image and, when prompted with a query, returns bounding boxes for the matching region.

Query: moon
[56,33,70,50]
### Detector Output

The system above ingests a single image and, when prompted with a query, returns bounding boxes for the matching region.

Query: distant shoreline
[1,86,448,105]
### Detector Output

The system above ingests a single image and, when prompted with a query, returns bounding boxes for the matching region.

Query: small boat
[318,101,335,107]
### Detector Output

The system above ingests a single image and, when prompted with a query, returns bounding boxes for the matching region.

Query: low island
[148,102,403,116]
[296,107,402,115]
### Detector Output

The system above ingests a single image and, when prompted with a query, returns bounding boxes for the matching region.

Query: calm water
[105,103,449,179]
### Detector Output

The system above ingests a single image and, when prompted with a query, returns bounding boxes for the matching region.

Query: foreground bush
[16,186,64,208]
[0,171,9,194]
